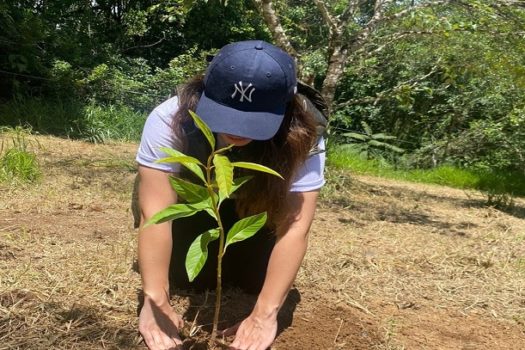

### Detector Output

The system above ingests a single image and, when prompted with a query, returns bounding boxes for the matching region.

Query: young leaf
[215,143,234,154]
[213,154,233,201]
[217,176,253,205]
[205,192,219,220]
[183,162,207,183]
[158,147,206,183]
[156,155,203,165]
[186,228,220,282]
[231,162,283,179]
[224,212,267,253]
[189,110,215,150]
[169,176,208,203]
[144,200,211,227]
[230,176,252,196]
[158,147,203,165]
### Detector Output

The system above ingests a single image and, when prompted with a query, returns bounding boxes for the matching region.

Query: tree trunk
[321,45,348,110]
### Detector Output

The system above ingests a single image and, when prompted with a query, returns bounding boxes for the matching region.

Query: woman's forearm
[138,222,173,302]
[254,229,308,318]
[253,190,319,318]
[137,166,178,303]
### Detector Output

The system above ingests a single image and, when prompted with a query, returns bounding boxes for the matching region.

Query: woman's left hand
[224,311,278,350]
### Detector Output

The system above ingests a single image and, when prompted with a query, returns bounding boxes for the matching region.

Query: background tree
[1,0,524,175]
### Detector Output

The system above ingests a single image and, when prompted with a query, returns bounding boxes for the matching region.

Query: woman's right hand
[139,295,184,350]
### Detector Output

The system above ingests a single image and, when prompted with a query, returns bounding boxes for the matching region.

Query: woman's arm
[137,165,184,350]
[229,190,319,350]
[138,165,177,300]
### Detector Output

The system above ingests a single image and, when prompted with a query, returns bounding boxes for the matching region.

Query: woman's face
[218,133,253,147]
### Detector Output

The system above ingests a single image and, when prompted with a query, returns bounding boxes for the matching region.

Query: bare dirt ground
[1,135,524,349]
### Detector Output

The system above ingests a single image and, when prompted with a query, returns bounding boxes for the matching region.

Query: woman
[135,40,325,350]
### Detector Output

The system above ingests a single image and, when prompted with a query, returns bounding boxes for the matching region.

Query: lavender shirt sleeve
[289,137,326,192]
[136,96,182,173]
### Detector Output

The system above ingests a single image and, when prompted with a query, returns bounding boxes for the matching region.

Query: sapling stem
[205,149,227,341]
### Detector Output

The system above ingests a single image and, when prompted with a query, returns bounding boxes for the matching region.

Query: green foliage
[333,1,525,173]
[0,98,145,143]
[342,121,404,161]
[0,127,41,183]
[78,103,146,143]
[329,145,525,197]
[2,0,525,179]
[145,112,282,339]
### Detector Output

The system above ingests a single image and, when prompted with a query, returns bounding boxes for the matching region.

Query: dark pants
[169,200,275,294]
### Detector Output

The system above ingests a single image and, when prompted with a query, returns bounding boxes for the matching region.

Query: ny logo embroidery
[231,81,255,102]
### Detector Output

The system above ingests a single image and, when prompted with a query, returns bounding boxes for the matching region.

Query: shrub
[0,127,41,183]
[77,103,146,143]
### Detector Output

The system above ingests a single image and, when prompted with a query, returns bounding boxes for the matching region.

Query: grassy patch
[0,127,41,183]
[329,145,525,197]
[0,98,146,143]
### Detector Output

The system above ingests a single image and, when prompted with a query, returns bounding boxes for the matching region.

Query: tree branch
[122,33,166,52]
[252,0,298,58]
[312,0,339,38]
[336,65,439,109]
[339,0,366,23]
[382,0,450,24]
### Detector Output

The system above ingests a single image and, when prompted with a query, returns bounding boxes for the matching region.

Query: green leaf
[384,144,405,153]
[371,133,396,141]
[156,155,203,164]
[169,176,208,203]
[184,162,207,183]
[213,154,233,201]
[189,110,215,150]
[361,121,373,136]
[185,228,220,282]
[231,162,283,179]
[158,147,206,183]
[224,212,267,253]
[215,144,234,154]
[217,176,252,205]
[205,192,219,220]
[231,176,252,195]
[158,147,203,165]
[144,200,211,227]
[343,132,368,141]
[368,140,387,148]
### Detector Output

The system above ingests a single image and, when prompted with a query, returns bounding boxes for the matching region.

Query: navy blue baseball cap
[195,40,297,140]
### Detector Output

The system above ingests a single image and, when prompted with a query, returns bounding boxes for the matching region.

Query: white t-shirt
[136,96,325,192]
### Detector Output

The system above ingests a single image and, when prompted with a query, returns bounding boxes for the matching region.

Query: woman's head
[173,40,317,231]
[195,40,297,141]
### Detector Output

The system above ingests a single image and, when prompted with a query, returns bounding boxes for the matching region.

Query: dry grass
[311,174,525,349]
[1,134,524,349]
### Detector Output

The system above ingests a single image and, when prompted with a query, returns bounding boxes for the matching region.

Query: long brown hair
[172,76,318,232]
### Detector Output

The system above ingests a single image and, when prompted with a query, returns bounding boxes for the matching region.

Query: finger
[220,322,241,337]
[170,334,183,347]
[141,332,157,350]
[152,329,174,350]
[230,337,247,350]
[169,309,184,329]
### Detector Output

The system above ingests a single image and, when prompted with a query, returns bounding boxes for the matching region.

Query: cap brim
[195,92,285,141]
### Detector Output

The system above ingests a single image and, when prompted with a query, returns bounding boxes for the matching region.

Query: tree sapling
[145,111,282,343]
